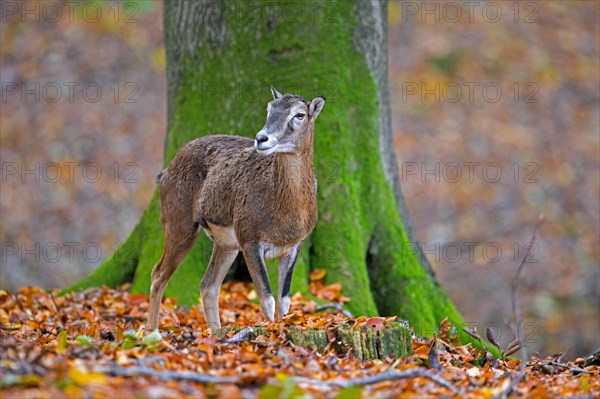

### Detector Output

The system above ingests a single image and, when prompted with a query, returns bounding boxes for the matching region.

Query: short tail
[156,170,165,183]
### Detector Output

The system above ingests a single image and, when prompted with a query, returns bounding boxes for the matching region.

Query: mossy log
[216,321,413,361]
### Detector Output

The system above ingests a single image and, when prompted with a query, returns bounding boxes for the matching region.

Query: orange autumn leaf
[365,317,386,329]
[413,344,430,360]
[309,268,327,281]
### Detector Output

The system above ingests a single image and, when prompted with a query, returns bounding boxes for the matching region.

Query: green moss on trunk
[219,321,413,360]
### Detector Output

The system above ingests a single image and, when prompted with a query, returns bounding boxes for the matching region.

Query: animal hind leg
[200,244,239,332]
[148,224,198,330]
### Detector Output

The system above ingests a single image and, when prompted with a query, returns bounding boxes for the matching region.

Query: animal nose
[256,133,269,144]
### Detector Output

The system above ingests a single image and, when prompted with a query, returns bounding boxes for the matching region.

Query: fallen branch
[93,365,239,384]
[93,364,460,393]
[494,215,544,399]
[526,361,593,375]
[291,368,461,395]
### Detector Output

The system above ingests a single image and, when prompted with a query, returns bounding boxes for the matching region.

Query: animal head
[254,86,325,155]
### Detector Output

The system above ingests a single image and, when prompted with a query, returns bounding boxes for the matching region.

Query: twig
[526,361,593,375]
[494,215,544,399]
[93,365,239,384]
[461,327,480,341]
[462,327,489,359]
[49,292,60,313]
[503,342,522,357]
[315,303,354,318]
[291,368,461,395]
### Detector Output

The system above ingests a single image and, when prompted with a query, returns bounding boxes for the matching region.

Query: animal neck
[273,143,315,216]
[275,150,313,191]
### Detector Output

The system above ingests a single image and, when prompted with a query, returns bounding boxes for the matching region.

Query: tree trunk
[216,321,413,361]
[69,0,465,337]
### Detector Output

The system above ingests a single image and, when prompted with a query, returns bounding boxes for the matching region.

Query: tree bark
[69,0,465,337]
[216,321,413,361]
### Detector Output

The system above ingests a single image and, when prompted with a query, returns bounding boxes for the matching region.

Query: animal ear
[270,86,283,100]
[308,97,326,119]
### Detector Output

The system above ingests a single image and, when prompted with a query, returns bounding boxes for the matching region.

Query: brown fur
[147,89,324,331]
[160,135,317,246]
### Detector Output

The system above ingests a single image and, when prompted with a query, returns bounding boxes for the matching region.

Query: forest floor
[1,274,598,398]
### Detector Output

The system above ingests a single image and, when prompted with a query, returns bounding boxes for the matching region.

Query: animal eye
[295,113,305,119]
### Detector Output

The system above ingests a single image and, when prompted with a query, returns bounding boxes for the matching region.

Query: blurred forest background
[1,1,598,358]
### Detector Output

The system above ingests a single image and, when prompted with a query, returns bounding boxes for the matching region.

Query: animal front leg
[243,243,275,322]
[277,243,301,319]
